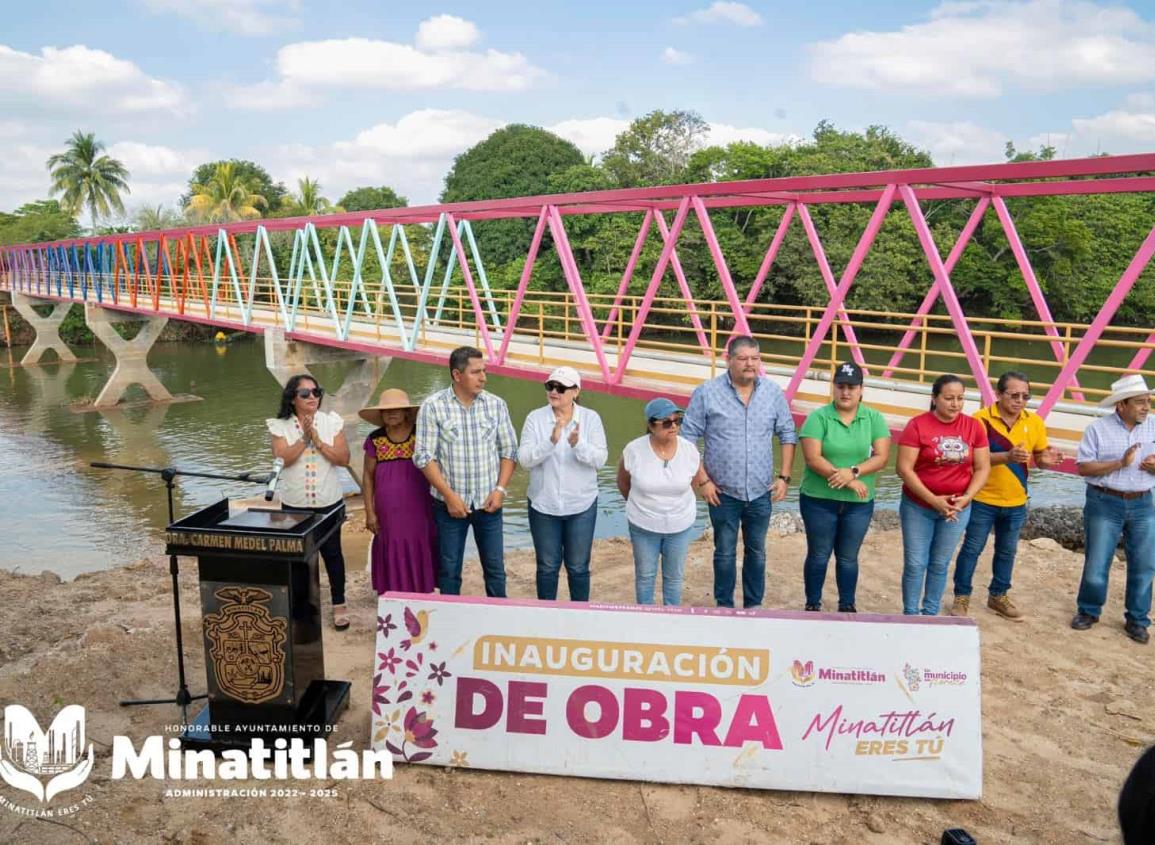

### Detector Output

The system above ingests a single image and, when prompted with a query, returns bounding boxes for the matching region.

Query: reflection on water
[0,340,1087,579]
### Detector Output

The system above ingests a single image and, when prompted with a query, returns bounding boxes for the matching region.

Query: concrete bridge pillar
[10,294,78,365]
[85,304,173,408]
[264,329,390,489]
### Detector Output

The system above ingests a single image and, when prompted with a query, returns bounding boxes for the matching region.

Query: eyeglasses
[295,387,324,399]
[545,382,575,394]
[1003,392,1031,401]
[650,417,681,429]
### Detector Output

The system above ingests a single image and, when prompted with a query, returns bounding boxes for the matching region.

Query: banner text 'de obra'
[473,635,769,685]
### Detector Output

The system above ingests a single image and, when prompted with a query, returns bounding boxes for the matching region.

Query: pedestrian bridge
[4,153,1155,474]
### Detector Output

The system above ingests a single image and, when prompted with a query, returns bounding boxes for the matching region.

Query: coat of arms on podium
[204,586,288,704]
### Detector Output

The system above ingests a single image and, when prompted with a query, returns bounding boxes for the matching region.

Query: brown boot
[949,595,970,617]
[987,593,1024,622]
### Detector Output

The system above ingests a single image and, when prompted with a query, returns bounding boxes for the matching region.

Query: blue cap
[644,397,683,420]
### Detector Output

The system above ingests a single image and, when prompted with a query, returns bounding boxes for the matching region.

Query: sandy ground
[0,515,1150,845]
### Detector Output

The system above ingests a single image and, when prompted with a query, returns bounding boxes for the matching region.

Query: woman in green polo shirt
[799,362,892,612]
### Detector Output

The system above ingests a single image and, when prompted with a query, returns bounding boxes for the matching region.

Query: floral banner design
[370,594,982,798]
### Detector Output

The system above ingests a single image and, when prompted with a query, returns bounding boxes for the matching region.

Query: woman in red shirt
[896,374,991,615]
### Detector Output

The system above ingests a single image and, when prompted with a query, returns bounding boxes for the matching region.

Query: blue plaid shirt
[413,388,518,509]
[681,373,798,502]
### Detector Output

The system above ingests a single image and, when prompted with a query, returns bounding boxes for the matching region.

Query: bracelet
[777,474,791,484]
[495,485,508,495]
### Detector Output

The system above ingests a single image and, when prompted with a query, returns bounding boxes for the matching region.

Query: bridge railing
[6,261,1152,411]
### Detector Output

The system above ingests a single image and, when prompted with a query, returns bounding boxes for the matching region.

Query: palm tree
[185,162,268,223]
[134,204,185,232]
[46,131,131,234]
[284,177,342,216]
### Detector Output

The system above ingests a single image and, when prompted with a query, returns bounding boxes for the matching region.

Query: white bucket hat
[1098,373,1155,408]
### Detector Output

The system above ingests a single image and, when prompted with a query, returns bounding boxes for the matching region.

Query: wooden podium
[165,499,351,751]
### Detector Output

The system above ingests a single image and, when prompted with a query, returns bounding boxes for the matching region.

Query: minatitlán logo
[0,705,95,803]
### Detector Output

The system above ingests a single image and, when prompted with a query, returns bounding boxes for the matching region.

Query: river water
[0,340,1086,579]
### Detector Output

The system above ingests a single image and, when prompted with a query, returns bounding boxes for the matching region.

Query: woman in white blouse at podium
[267,374,352,630]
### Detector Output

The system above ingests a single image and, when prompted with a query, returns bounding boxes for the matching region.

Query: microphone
[264,458,285,501]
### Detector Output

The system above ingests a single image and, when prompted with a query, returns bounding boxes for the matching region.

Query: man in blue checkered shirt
[414,346,518,597]
[681,335,798,608]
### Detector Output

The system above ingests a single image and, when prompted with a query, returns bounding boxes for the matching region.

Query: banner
[370,595,981,799]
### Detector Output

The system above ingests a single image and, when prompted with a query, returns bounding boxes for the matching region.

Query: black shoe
[804,603,820,612]
[838,605,857,613]
[1070,612,1098,631]
[1125,621,1150,644]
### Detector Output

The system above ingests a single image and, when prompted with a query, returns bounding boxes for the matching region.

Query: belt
[1094,486,1150,500]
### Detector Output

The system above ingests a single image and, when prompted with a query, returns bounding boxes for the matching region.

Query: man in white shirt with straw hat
[1071,373,1155,644]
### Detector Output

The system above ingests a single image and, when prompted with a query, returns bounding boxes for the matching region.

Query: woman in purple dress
[360,389,437,594]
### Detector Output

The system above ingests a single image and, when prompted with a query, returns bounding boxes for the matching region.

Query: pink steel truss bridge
[3,153,1155,468]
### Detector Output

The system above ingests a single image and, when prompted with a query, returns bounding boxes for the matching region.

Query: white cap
[547,366,581,388]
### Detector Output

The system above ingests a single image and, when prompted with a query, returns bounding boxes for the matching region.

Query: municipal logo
[1,705,95,803]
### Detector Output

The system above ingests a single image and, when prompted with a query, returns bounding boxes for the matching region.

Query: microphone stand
[89,461,271,727]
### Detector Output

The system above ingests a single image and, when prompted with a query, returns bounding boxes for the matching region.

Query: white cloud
[705,122,798,147]
[1071,107,1155,143]
[673,2,764,27]
[0,143,58,210]
[267,109,507,207]
[225,16,544,109]
[549,117,629,156]
[416,14,481,51]
[0,44,186,116]
[810,0,1155,97]
[547,116,794,159]
[905,119,1008,164]
[140,0,302,36]
[662,47,693,65]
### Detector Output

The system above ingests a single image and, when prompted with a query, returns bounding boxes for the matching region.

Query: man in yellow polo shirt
[950,371,1065,619]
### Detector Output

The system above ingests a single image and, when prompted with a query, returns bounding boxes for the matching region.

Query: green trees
[182,160,286,214]
[46,131,131,234]
[185,162,268,223]
[338,186,408,212]
[281,177,342,216]
[602,110,709,187]
[441,124,586,279]
[0,201,82,245]
[134,205,185,232]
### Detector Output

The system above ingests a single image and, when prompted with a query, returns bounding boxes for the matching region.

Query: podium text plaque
[165,499,350,752]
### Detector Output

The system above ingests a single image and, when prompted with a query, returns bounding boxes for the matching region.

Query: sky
[3,0,1155,217]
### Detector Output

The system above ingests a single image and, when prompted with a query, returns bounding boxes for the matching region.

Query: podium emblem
[205,586,288,704]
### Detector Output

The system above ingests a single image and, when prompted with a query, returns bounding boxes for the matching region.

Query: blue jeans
[528,500,597,601]
[708,493,773,608]
[432,502,506,598]
[900,495,971,615]
[1077,486,1155,628]
[629,522,694,606]
[953,500,1027,598]
[799,493,874,609]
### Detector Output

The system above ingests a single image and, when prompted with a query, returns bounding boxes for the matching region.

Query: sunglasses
[545,382,576,394]
[295,387,324,399]
[1003,392,1031,401]
[650,417,681,429]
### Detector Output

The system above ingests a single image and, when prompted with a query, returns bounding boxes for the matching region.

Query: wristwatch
[851,466,861,477]
[494,485,508,495]
[777,474,791,484]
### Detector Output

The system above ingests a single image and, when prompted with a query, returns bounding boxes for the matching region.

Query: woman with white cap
[360,388,438,596]
[518,366,608,601]
[617,397,710,606]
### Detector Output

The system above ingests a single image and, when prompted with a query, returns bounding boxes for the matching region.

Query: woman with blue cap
[617,396,709,605]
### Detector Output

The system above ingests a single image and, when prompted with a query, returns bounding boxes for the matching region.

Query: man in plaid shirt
[414,346,518,597]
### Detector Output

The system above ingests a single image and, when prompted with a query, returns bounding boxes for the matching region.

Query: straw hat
[1098,374,1155,408]
[359,388,420,426]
